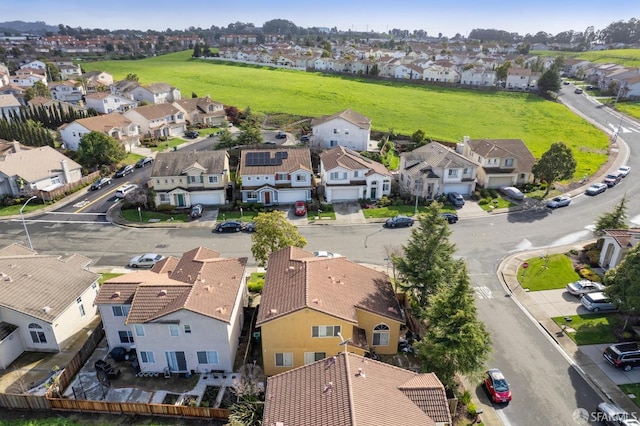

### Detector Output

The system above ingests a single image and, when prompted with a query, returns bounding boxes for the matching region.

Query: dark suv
[603,342,640,372]
[447,192,465,207]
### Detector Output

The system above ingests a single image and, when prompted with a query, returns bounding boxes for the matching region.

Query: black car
[384,215,414,228]
[275,131,287,139]
[441,213,458,224]
[185,130,199,139]
[214,220,243,233]
[603,342,640,372]
[300,135,310,142]
[242,221,256,232]
[135,157,154,168]
[114,164,134,177]
[90,177,112,190]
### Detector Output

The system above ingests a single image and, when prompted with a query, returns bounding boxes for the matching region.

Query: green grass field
[532,49,640,68]
[552,313,620,345]
[81,51,610,180]
[517,254,580,291]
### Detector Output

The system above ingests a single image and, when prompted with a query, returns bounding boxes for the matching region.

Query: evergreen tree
[531,142,577,198]
[605,244,640,330]
[595,196,628,236]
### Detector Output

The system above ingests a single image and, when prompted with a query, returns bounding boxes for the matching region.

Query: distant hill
[0,21,58,35]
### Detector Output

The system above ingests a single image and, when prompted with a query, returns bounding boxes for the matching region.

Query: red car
[483,369,512,403]
[294,201,307,216]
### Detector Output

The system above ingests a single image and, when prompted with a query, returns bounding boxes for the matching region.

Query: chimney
[60,159,71,183]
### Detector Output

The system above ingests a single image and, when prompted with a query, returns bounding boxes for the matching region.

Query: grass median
[552,313,620,345]
[518,253,580,291]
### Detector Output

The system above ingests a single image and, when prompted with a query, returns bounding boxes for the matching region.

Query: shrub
[459,390,472,405]
[585,249,601,266]
[579,268,602,282]
[378,196,391,207]
[478,198,490,205]
[467,402,478,417]
[248,279,264,293]
[156,204,174,212]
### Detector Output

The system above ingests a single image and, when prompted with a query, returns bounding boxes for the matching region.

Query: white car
[618,165,631,177]
[313,251,342,258]
[499,186,524,201]
[547,196,571,209]
[128,253,166,268]
[566,279,604,296]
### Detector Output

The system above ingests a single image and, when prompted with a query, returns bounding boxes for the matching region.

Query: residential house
[150,150,230,207]
[58,63,82,80]
[311,109,371,152]
[506,68,533,90]
[563,59,593,79]
[130,82,181,104]
[0,94,21,119]
[0,243,99,370]
[95,247,248,374]
[238,147,313,205]
[459,136,535,188]
[460,67,497,87]
[123,103,187,139]
[399,142,479,198]
[256,247,404,376]
[19,60,46,71]
[48,80,85,104]
[423,64,460,83]
[85,92,137,114]
[319,146,392,202]
[0,84,27,106]
[82,71,113,93]
[59,112,140,151]
[173,96,227,128]
[599,229,640,270]
[10,70,47,87]
[0,142,83,197]
[264,352,452,426]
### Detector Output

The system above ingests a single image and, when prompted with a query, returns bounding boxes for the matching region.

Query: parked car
[242,221,256,232]
[546,196,571,209]
[483,369,512,403]
[294,201,307,216]
[275,131,287,139]
[185,130,199,139]
[300,135,310,142]
[499,186,524,201]
[581,292,616,312]
[128,253,165,268]
[618,165,631,177]
[566,279,605,296]
[135,157,154,168]
[585,182,607,196]
[190,204,203,218]
[603,342,640,372]
[597,402,637,425]
[214,220,243,233]
[603,171,623,187]
[440,213,459,224]
[447,192,465,207]
[384,215,414,228]
[114,164,134,178]
[586,85,596,90]
[313,251,342,258]
[115,184,138,198]
[574,88,584,94]
[90,177,112,190]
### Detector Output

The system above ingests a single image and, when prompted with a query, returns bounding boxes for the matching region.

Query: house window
[256,176,261,180]
[330,172,347,180]
[448,169,458,177]
[296,175,306,182]
[463,168,470,174]
[246,177,252,181]
[505,158,514,167]
[248,191,258,200]
[312,325,341,338]
[330,140,338,147]
[208,176,218,184]
[276,173,288,180]
[112,305,130,317]
[383,181,390,191]
[169,324,179,337]
[333,129,338,134]
[119,330,134,344]
[304,352,326,364]
[29,323,47,344]
[140,351,155,363]
[372,324,390,346]
[188,176,197,183]
[275,352,293,367]
[92,282,98,295]
[354,171,359,177]
[51,176,61,185]
[159,194,168,202]
[197,351,219,365]
[135,325,145,336]
[78,304,85,317]
[184,325,191,334]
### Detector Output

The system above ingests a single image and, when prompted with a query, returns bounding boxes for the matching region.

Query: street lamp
[20,195,37,250]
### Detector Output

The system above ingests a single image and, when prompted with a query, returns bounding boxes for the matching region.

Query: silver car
[128,253,165,268]
[566,279,604,296]
[499,186,524,201]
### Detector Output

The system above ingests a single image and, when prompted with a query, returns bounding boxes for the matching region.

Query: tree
[24,81,50,102]
[411,129,426,144]
[605,244,640,330]
[227,399,263,426]
[125,73,139,82]
[531,142,576,198]
[251,211,306,267]
[413,265,492,390]
[392,202,458,318]
[537,68,560,97]
[595,196,629,236]
[76,131,126,169]
[236,122,264,145]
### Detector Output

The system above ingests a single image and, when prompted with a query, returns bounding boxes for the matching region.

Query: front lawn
[99,273,123,284]
[552,313,620,345]
[0,200,50,216]
[120,208,188,223]
[478,196,516,211]
[308,210,336,220]
[517,253,580,291]
[217,210,259,222]
[619,384,640,408]
[149,138,186,152]
[362,205,428,218]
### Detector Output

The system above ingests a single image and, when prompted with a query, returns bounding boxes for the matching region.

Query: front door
[370,187,377,199]
[176,194,185,207]
[264,192,271,205]
[166,351,187,372]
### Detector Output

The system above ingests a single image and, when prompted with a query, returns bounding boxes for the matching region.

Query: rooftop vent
[158,289,168,297]
[357,367,366,378]
[203,285,211,292]
[111,291,121,299]
[270,308,278,315]
[323,382,333,395]
[42,306,51,314]
[215,306,226,314]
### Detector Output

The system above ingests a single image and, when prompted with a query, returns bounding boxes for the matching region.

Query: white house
[0,243,99,370]
[173,97,227,127]
[123,103,187,139]
[0,94,21,119]
[0,142,83,197]
[599,229,640,270]
[506,68,533,90]
[129,82,181,104]
[320,146,392,202]
[399,142,479,198]
[59,112,140,151]
[48,80,85,104]
[95,247,248,374]
[85,92,137,114]
[150,150,230,207]
[238,147,313,205]
[311,109,371,152]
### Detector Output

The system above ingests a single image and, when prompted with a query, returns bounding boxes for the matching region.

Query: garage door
[487,177,513,188]
[191,192,222,205]
[329,187,361,202]
[443,184,472,195]
[278,190,306,204]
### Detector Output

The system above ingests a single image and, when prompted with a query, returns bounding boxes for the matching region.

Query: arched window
[29,323,47,344]
[372,324,390,346]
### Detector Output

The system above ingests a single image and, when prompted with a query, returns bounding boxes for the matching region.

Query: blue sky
[2,0,638,37]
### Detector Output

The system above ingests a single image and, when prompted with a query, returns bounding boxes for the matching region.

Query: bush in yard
[248,279,264,293]
[586,248,601,266]
[579,268,602,282]
[478,198,490,205]
[156,204,174,212]
[378,196,391,207]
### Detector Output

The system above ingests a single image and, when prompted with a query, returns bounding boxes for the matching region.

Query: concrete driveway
[332,202,366,224]
[579,344,640,385]
[524,288,591,317]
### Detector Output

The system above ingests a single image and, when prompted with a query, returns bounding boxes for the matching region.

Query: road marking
[75,181,128,213]
[474,286,493,299]
[73,200,90,208]
[46,212,107,216]
[12,219,111,224]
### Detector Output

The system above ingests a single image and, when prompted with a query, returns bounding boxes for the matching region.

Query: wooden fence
[0,393,50,410]
[36,171,100,202]
[55,321,105,393]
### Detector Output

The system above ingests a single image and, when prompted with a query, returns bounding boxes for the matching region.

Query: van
[596,402,634,425]
[581,292,616,312]
[603,171,623,187]
[115,184,138,198]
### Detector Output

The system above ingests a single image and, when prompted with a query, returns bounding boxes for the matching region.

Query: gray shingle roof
[151,150,228,177]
